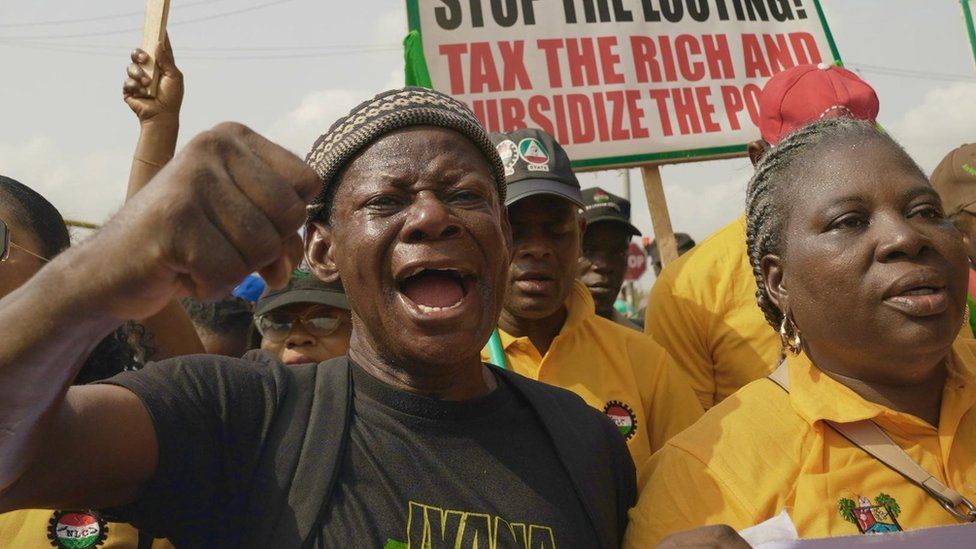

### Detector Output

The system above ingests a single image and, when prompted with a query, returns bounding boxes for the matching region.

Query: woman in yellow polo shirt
[625,118,976,545]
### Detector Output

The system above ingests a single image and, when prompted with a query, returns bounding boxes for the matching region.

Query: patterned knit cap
[305,87,506,219]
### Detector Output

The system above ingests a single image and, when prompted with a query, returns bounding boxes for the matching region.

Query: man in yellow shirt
[577,187,642,331]
[645,64,881,410]
[485,128,703,471]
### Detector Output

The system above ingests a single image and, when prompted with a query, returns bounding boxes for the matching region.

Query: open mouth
[883,276,949,317]
[898,287,940,296]
[398,268,476,313]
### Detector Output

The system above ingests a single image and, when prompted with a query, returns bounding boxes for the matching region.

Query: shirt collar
[786,351,884,425]
[787,338,976,426]
[497,280,595,350]
[563,280,594,331]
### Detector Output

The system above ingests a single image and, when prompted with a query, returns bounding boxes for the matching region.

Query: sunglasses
[0,219,48,263]
[254,309,344,342]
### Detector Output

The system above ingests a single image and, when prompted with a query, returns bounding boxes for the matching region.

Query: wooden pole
[640,164,679,267]
[140,0,171,97]
[64,220,100,230]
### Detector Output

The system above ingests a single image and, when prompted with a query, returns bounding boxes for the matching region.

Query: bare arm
[0,123,320,510]
[124,34,182,198]
[122,35,204,359]
[0,254,151,509]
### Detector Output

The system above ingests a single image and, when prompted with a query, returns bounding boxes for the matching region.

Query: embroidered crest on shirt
[47,510,108,549]
[838,494,902,534]
[603,400,638,441]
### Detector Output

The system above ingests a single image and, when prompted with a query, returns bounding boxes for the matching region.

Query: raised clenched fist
[76,122,321,321]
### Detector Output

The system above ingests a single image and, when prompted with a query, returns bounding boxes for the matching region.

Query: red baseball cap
[758,63,879,145]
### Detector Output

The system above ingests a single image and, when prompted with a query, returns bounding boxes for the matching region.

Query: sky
[0,0,974,289]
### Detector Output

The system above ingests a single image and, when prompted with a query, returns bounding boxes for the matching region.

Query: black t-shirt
[100,353,616,547]
[316,362,597,547]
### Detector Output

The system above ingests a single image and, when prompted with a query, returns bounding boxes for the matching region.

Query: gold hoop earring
[779,315,802,356]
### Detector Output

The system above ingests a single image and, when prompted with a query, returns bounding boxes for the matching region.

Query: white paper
[749,521,976,548]
[739,510,800,546]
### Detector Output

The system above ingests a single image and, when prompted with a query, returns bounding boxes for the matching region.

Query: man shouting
[0,88,634,547]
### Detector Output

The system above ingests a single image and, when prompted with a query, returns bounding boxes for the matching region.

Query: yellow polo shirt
[644,215,780,410]
[485,280,703,471]
[624,338,976,546]
[0,509,173,548]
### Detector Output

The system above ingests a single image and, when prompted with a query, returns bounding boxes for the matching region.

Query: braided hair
[745,118,921,331]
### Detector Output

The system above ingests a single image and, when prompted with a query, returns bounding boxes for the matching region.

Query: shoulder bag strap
[767,361,976,522]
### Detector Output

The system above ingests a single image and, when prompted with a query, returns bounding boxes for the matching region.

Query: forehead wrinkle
[347,135,490,193]
[421,146,493,185]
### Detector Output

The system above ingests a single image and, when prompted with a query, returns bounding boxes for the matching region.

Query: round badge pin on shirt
[47,510,108,549]
[496,139,519,177]
[603,400,638,441]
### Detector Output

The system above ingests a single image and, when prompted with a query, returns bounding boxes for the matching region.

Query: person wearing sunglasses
[0,179,57,299]
[253,271,352,365]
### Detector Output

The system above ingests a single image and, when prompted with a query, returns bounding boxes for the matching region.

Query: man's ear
[305,221,341,284]
[760,253,788,314]
[748,140,769,167]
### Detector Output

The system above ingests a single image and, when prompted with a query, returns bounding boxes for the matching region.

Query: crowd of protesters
[0,33,974,548]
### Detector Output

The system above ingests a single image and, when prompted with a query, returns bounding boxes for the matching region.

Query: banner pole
[962,0,976,69]
[640,164,679,267]
[140,0,171,97]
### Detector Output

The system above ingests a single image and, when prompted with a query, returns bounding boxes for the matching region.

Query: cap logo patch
[594,190,611,203]
[47,510,108,549]
[518,138,550,171]
[585,202,622,213]
[963,163,976,178]
[603,400,637,441]
[819,105,855,120]
[496,140,519,177]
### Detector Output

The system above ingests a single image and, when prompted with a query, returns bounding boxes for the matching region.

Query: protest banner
[404,0,841,266]
[140,0,171,97]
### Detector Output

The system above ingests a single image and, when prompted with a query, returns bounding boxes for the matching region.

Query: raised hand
[123,33,183,126]
[84,122,321,321]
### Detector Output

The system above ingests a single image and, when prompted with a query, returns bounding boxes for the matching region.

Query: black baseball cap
[489,128,584,208]
[581,187,640,237]
[255,271,349,316]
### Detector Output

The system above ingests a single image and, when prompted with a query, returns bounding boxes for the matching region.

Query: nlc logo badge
[603,400,637,441]
[47,510,108,549]
[496,139,519,177]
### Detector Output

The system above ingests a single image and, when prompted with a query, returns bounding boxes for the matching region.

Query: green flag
[403,30,432,88]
